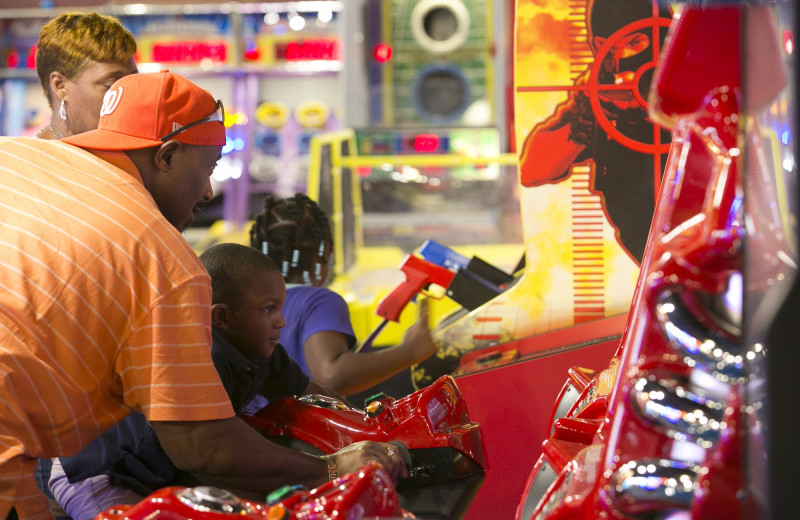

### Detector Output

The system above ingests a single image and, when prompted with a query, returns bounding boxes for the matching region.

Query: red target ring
[587,17,673,155]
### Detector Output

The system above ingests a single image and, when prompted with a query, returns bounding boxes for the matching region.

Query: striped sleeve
[118,274,234,422]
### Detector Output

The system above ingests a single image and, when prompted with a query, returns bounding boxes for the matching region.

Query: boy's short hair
[199,242,280,307]
[36,12,137,108]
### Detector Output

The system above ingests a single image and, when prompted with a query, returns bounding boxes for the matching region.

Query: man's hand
[330,441,409,481]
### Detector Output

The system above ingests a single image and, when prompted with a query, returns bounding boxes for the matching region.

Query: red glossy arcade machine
[515,2,795,518]
[95,463,411,520]
[92,375,485,520]
[246,375,486,519]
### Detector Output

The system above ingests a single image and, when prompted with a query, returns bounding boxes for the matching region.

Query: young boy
[50,243,347,520]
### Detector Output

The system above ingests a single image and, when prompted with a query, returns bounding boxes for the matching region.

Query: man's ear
[154,140,183,170]
[211,303,231,329]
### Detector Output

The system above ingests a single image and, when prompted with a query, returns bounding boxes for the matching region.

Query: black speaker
[367,0,494,127]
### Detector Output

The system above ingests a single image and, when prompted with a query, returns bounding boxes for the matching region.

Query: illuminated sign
[275,38,340,61]
[149,40,228,63]
[413,133,441,153]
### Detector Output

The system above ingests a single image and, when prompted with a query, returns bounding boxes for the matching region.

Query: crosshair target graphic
[587,17,673,155]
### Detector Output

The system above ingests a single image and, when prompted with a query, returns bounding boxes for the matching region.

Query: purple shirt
[281,285,357,374]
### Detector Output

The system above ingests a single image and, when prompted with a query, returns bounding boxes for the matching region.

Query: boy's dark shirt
[212,329,309,412]
[59,328,309,495]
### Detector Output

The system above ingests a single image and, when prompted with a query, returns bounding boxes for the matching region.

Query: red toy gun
[376,254,456,323]
[95,462,410,520]
[356,254,456,353]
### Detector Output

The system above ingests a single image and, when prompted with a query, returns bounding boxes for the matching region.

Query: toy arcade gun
[357,253,457,353]
[243,375,486,519]
[357,240,517,353]
[95,462,410,520]
[417,239,516,313]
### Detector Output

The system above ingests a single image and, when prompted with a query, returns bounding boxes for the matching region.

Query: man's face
[64,58,137,135]
[225,270,287,359]
[151,144,221,232]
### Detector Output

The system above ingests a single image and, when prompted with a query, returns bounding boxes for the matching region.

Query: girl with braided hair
[250,193,437,396]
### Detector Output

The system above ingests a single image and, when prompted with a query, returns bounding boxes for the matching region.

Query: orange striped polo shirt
[0,137,234,519]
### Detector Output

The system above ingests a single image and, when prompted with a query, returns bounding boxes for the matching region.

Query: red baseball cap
[63,70,226,151]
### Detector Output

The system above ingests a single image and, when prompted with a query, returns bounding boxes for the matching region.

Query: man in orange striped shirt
[0,71,401,520]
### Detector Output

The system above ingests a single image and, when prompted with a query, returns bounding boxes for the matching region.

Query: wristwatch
[322,455,337,481]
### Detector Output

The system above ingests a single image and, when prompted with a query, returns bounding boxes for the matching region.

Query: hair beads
[249,193,333,285]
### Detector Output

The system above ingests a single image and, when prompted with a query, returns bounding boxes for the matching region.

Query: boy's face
[223,269,286,359]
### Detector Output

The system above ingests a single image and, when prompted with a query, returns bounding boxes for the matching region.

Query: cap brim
[62,129,163,151]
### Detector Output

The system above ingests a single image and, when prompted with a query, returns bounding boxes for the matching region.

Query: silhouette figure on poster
[519,0,673,263]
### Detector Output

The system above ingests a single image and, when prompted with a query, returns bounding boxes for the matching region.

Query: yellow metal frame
[306,129,516,278]
[306,129,363,277]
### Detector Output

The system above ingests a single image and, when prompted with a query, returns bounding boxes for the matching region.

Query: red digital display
[275,39,340,61]
[152,41,228,63]
[413,134,441,153]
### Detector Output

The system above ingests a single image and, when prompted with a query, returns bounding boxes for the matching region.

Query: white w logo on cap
[100,87,123,117]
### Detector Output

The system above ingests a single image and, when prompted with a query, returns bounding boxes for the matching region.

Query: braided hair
[249,193,333,285]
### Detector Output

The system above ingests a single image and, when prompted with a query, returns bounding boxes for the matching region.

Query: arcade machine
[245,375,487,519]
[327,2,677,518]
[272,2,675,517]
[88,374,487,520]
[284,0,522,350]
[408,0,675,390]
[358,0,512,253]
[516,1,796,518]
[95,463,410,520]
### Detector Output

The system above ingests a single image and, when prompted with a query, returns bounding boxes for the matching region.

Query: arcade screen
[355,127,520,251]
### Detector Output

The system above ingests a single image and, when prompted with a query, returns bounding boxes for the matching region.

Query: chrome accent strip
[655,288,746,383]
[630,373,725,448]
[609,458,699,515]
